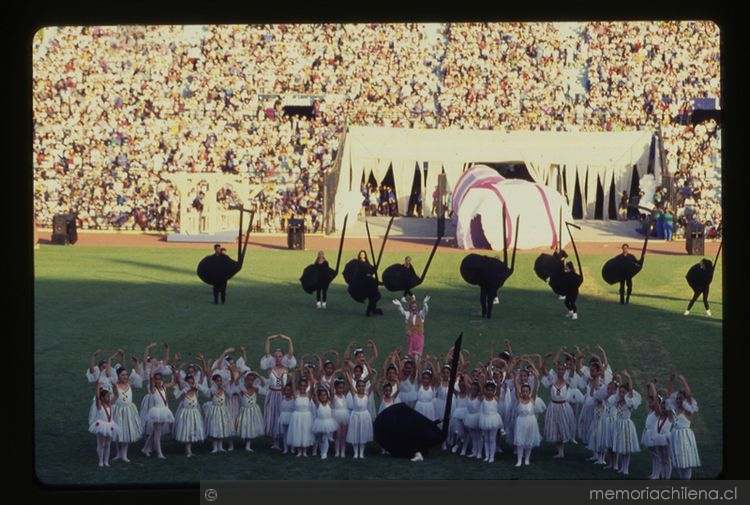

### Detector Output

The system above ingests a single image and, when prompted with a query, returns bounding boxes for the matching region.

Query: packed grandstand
[32,22,721,238]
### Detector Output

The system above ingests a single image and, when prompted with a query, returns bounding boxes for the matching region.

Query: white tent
[331,126,655,229]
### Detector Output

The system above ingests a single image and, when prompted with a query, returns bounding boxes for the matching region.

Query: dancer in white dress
[414,369,438,421]
[579,346,613,444]
[344,341,378,419]
[286,374,315,457]
[233,370,267,452]
[173,369,206,457]
[450,378,469,454]
[652,390,674,480]
[86,349,117,427]
[478,380,504,463]
[642,383,660,479]
[587,378,617,466]
[344,371,374,459]
[89,380,120,467]
[139,342,172,441]
[461,378,482,458]
[396,354,418,408]
[278,384,296,454]
[608,370,641,476]
[542,362,584,458]
[260,334,297,450]
[311,381,339,459]
[198,364,234,453]
[434,365,452,440]
[110,359,144,463]
[142,368,177,459]
[331,378,351,458]
[374,377,401,455]
[513,361,546,467]
[667,374,700,480]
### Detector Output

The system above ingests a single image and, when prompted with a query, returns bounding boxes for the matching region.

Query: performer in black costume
[348,250,382,316]
[601,211,653,305]
[313,251,331,308]
[617,244,638,304]
[196,209,253,305]
[300,215,348,309]
[684,239,722,316]
[401,257,417,301]
[460,206,519,319]
[533,207,568,300]
[342,218,392,316]
[381,225,442,302]
[560,222,584,319]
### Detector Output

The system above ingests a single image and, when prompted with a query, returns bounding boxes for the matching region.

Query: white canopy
[332,126,656,229]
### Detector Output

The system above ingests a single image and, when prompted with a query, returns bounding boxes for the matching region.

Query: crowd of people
[33,22,720,235]
[86,336,701,478]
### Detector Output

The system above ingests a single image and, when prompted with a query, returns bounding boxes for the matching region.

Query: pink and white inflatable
[452,165,573,251]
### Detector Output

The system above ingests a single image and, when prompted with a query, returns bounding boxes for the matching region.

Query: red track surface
[36,230,721,257]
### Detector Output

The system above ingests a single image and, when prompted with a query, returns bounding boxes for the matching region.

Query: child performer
[344,370,374,459]
[668,374,700,480]
[287,373,315,458]
[331,377,351,458]
[608,370,641,476]
[234,370,267,452]
[260,334,297,449]
[513,360,545,467]
[90,380,120,467]
[143,368,177,459]
[392,296,430,365]
[173,367,206,457]
[311,379,339,460]
[111,354,144,463]
[542,361,583,459]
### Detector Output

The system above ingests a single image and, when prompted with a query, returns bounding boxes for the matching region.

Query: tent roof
[345,125,653,169]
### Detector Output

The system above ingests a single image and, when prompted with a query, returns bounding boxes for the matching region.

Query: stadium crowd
[33,22,720,235]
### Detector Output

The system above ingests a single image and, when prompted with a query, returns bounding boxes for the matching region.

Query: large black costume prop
[343,217,393,316]
[374,332,463,459]
[299,215,348,303]
[196,209,254,304]
[534,208,567,296]
[559,222,584,317]
[381,223,443,297]
[460,207,519,318]
[684,237,722,315]
[601,212,653,304]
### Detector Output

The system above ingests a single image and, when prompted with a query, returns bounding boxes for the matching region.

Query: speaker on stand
[685,221,705,256]
[51,214,78,245]
[287,219,305,250]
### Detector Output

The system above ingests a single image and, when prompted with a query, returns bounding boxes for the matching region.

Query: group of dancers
[86,335,701,479]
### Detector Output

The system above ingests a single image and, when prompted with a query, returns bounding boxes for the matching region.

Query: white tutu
[415,400,437,420]
[312,405,339,435]
[463,398,481,429]
[479,412,503,431]
[641,411,657,447]
[89,419,120,437]
[478,399,503,431]
[286,411,314,447]
[453,406,467,421]
[513,400,543,448]
[345,410,373,444]
[147,406,175,424]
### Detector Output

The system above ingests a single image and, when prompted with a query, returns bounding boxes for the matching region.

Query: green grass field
[34,245,722,484]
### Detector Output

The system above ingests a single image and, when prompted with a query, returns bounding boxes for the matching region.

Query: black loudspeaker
[287,219,305,250]
[685,222,705,256]
[52,214,78,245]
